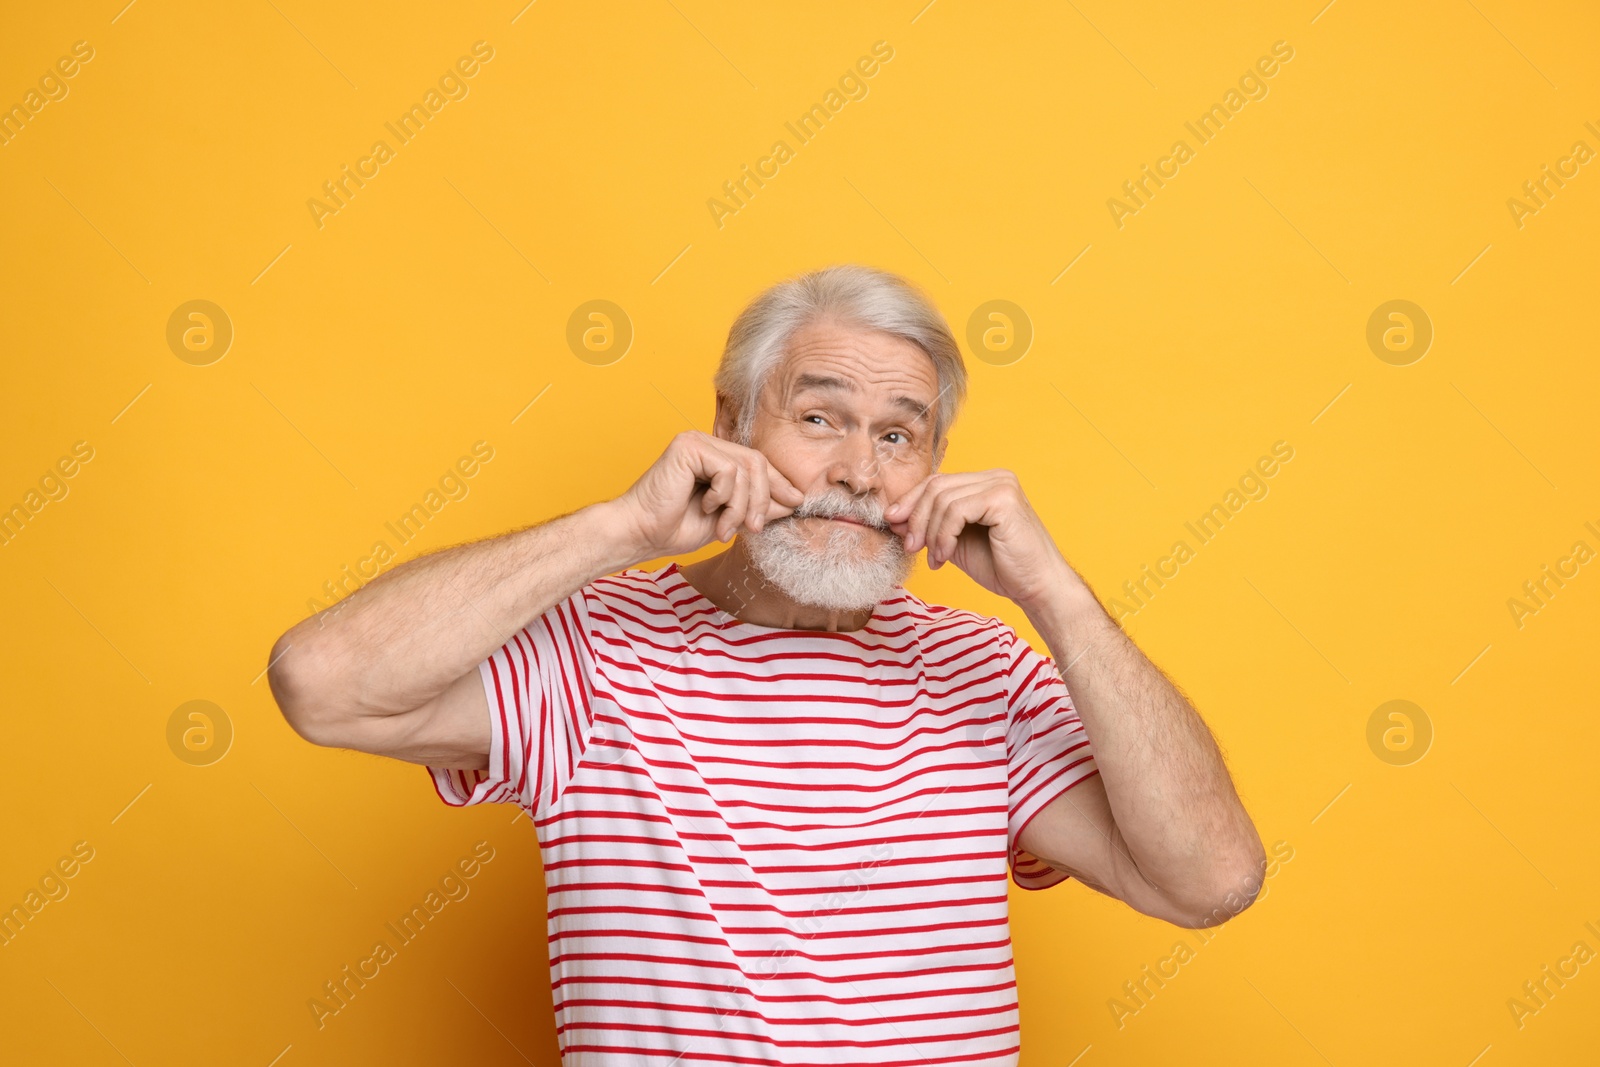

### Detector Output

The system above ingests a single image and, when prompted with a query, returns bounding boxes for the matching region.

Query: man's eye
[883,432,907,445]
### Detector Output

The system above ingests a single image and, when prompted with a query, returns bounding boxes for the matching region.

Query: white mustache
[786,495,888,531]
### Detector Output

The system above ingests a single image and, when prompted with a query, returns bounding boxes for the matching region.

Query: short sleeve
[426,586,598,819]
[1002,623,1100,891]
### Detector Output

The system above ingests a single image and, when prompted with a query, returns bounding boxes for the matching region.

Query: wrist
[1017,561,1102,638]
[579,498,650,574]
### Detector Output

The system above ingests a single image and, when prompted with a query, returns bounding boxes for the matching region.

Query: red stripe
[488,645,514,794]
[547,889,1005,923]
[545,951,1013,985]
[555,1018,1020,1049]
[552,996,1016,1026]
[549,973,1018,1003]
[541,804,1010,838]
[554,773,1006,816]
[554,775,1007,816]
[557,1043,1020,1067]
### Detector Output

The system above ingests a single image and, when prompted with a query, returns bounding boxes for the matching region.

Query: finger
[765,461,806,508]
[721,440,802,523]
[885,478,935,541]
[718,466,750,542]
[762,486,799,526]
[709,439,799,525]
[701,464,734,514]
[682,430,723,486]
[907,473,993,550]
[746,457,771,533]
[903,476,951,554]
[688,435,729,512]
[923,487,961,565]
[926,489,985,568]
[888,472,979,533]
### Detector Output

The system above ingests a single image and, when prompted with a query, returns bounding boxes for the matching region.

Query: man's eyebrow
[789,373,934,426]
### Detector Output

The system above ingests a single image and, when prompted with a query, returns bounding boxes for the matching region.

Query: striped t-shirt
[428,560,1100,1066]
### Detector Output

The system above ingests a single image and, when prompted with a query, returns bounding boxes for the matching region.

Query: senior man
[267,263,1265,1064]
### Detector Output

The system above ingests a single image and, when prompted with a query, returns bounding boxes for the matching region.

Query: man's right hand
[610,431,806,560]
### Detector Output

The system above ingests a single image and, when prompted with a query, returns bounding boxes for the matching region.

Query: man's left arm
[887,468,1267,929]
[1015,577,1267,928]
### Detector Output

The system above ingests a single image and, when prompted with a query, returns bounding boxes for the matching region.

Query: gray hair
[713,264,968,449]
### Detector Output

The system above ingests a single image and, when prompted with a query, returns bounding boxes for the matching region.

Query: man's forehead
[783,369,935,425]
[773,328,940,422]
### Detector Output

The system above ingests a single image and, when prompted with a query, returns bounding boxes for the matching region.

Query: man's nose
[827,428,884,496]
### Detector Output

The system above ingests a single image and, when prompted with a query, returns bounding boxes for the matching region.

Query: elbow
[265,632,344,749]
[1168,880,1261,930]
[1164,837,1270,930]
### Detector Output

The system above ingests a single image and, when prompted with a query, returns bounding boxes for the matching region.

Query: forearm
[1019,568,1264,907]
[269,499,640,723]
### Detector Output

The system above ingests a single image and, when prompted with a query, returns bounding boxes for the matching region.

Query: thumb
[766,463,806,507]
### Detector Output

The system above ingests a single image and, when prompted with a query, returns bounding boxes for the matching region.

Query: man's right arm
[265,500,641,771]
[264,430,805,774]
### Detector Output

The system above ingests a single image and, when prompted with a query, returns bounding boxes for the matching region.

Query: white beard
[742,488,916,612]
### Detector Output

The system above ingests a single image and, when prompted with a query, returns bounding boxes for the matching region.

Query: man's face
[720,318,946,610]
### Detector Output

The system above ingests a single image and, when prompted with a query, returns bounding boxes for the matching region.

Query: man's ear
[933,434,948,471]
[712,393,735,443]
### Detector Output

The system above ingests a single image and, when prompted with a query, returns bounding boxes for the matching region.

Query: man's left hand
[884,470,1069,608]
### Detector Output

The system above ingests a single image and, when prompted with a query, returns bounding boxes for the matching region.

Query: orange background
[3,1,1598,1064]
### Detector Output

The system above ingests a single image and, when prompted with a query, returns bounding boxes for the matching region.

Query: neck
[680,539,877,632]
